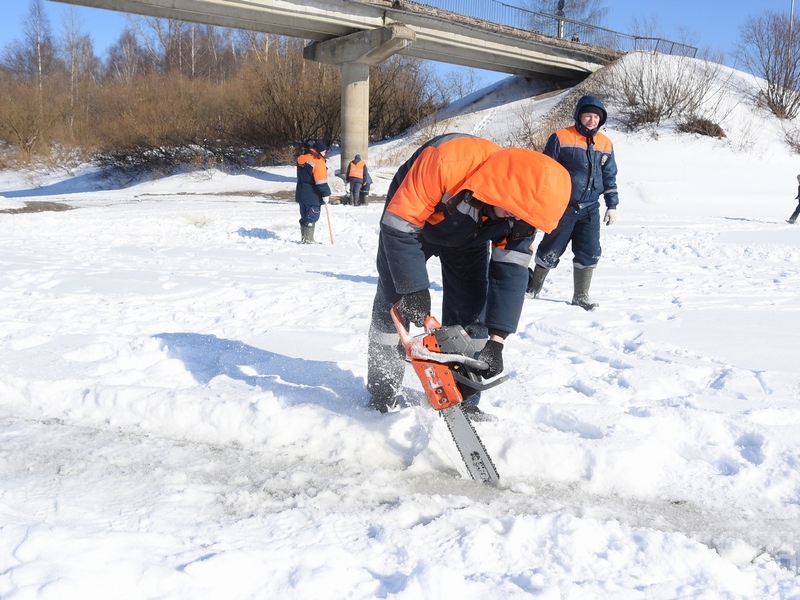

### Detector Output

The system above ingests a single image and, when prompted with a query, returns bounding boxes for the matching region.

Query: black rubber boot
[526,264,550,298]
[571,266,598,310]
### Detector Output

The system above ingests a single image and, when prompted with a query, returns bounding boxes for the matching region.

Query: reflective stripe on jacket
[543,126,618,209]
[295,150,331,206]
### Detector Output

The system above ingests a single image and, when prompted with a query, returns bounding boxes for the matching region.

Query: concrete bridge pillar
[304,24,416,174]
[341,62,370,176]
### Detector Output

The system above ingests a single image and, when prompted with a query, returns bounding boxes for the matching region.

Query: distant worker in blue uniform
[345,154,370,206]
[295,141,331,244]
[787,173,800,224]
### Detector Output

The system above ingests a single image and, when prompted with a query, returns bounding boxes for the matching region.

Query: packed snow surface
[2,61,800,598]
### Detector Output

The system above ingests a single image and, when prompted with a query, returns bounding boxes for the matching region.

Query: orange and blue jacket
[380,133,571,333]
[346,158,368,183]
[543,125,618,210]
[295,149,331,206]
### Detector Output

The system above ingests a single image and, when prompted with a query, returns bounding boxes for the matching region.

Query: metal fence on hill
[413,0,698,58]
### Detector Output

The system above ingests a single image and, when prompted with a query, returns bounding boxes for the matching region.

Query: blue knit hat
[312,141,327,154]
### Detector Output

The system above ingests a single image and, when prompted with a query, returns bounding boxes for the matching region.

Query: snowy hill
[1,54,800,598]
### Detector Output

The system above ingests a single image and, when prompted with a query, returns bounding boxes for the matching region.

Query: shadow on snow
[237,227,279,240]
[0,171,122,198]
[0,167,296,200]
[155,332,368,413]
[309,270,378,285]
[244,169,295,184]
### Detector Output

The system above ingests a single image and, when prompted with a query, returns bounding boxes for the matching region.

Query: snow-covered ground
[2,57,800,598]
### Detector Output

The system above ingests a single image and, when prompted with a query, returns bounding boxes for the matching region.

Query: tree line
[4,0,800,170]
[0,0,452,171]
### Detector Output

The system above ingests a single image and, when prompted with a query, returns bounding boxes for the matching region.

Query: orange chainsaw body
[390,306,464,410]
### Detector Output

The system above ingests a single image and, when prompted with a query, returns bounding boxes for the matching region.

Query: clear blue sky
[0,0,795,67]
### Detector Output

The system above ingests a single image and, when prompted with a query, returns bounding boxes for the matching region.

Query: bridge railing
[412,0,698,58]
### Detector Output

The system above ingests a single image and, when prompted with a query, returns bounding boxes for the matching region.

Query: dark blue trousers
[298,204,321,226]
[790,202,800,223]
[536,203,601,269]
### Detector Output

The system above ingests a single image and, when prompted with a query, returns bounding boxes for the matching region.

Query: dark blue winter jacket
[295,149,332,206]
[543,95,619,210]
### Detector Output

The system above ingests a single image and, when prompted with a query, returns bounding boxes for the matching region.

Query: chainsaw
[390,303,507,485]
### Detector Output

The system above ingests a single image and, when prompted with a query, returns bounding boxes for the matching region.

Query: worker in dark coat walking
[787,174,800,224]
[295,141,332,244]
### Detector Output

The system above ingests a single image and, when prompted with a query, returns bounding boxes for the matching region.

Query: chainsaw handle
[390,302,440,343]
[422,314,439,332]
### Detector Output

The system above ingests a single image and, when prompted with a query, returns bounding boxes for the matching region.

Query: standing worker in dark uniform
[787,174,800,224]
[527,95,620,309]
[345,154,370,206]
[366,133,571,415]
[295,141,331,244]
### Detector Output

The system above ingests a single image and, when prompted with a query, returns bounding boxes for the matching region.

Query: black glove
[398,289,431,327]
[477,339,504,378]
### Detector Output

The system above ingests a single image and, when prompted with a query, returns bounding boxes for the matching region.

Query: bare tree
[519,0,607,42]
[369,56,443,140]
[232,38,341,153]
[521,0,608,25]
[126,16,183,74]
[61,8,100,135]
[605,52,732,136]
[189,25,243,82]
[434,67,487,104]
[737,10,800,119]
[628,13,661,38]
[238,30,271,65]
[105,28,154,81]
[1,0,62,89]
[0,73,64,163]
[0,0,70,161]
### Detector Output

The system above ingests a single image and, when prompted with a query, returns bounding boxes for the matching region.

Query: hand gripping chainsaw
[390,303,506,485]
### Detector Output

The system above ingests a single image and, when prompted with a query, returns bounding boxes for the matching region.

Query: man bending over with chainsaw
[367,134,571,416]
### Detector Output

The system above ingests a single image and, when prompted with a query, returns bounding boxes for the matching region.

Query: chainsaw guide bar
[391,304,501,485]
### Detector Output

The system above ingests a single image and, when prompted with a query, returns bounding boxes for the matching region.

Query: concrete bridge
[52,0,619,171]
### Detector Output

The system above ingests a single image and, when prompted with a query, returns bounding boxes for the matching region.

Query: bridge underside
[53,0,613,169]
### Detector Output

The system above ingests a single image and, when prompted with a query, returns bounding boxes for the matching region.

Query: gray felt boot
[301,223,316,244]
[571,266,599,310]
